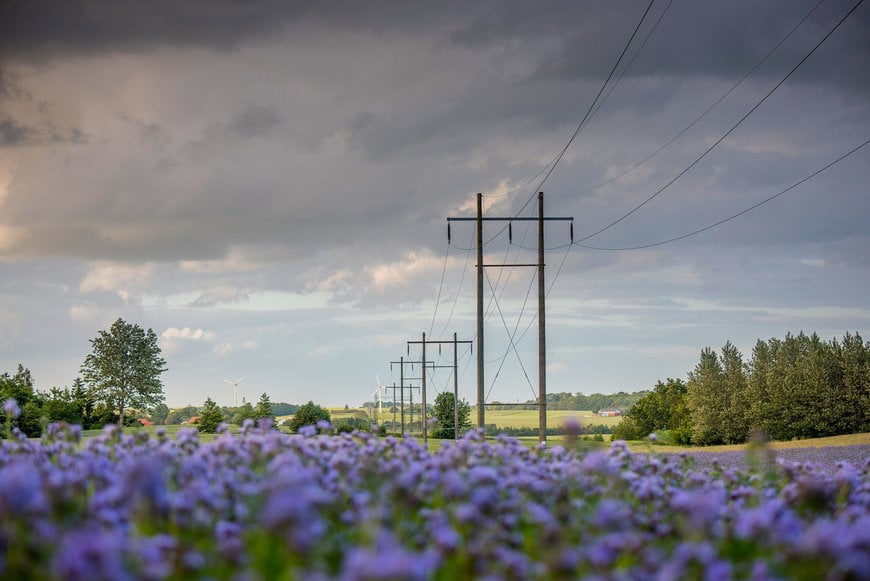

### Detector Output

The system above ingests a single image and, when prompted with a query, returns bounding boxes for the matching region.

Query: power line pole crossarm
[447,192,572,444]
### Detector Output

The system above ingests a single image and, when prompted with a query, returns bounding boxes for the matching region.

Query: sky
[1,0,868,410]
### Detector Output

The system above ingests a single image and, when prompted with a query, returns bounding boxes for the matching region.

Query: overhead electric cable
[587,0,677,124]
[437,234,474,337]
[575,136,870,251]
[427,242,451,336]
[578,0,826,195]
[483,269,538,400]
[514,0,658,217]
[577,0,865,243]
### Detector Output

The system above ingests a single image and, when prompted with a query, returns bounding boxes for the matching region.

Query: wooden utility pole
[391,358,425,436]
[476,193,485,429]
[408,334,472,441]
[454,332,459,440]
[537,191,547,442]
[447,192,572,443]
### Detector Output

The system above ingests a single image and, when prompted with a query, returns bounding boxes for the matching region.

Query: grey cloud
[0,114,36,145]
[226,104,282,139]
[0,116,90,147]
[0,67,30,100]
[120,115,171,151]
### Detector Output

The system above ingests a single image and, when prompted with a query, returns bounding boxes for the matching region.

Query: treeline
[0,364,302,437]
[166,400,298,426]
[1,367,129,437]
[488,391,646,412]
[614,332,870,445]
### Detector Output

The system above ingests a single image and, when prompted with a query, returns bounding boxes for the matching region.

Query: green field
[480,408,623,428]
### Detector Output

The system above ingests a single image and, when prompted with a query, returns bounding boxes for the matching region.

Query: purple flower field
[1,419,868,580]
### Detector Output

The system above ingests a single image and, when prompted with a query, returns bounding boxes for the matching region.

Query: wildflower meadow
[1,405,868,579]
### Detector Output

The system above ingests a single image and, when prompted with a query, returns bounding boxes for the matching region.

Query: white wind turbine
[224,377,245,407]
[372,375,386,419]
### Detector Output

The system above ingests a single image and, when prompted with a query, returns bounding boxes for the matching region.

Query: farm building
[597,409,622,417]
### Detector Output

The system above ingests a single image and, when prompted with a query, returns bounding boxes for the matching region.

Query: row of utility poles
[381,333,472,445]
[377,192,572,444]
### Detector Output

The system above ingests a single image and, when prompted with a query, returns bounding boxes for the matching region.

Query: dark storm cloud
[0,0,306,59]
[0,0,475,60]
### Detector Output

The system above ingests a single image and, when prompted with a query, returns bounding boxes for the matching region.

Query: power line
[576,0,825,196]
[514,0,658,218]
[483,269,537,401]
[482,0,671,209]
[586,0,677,128]
[575,136,870,251]
[577,0,865,244]
[427,242,451,337]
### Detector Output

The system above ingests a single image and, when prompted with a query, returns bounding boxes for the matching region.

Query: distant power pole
[447,192,572,443]
[408,332,472,441]
[391,357,422,435]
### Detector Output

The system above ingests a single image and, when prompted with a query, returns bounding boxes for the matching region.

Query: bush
[611,416,641,441]
[288,401,331,434]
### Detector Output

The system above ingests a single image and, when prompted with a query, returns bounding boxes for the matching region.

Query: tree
[288,401,330,433]
[720,341,749,444]
[625,378,691,444]
[254,393,275,426]
[196,397,224,433]
[41,387,84,425]
[150,403,170,425]
[0,367,45,438]
[431,392,472,439]
[81,318,167,424]
[230,402,257,426]
[687,347,726,445]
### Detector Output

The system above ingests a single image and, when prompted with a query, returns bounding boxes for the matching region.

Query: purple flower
[53,529,133,581]
[3,397,20,418]
[564,416,581,436]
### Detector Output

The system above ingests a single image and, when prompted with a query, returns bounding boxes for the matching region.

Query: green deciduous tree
[625,378,691,444]
[288,401,330,433]
[150,403,170,425]
[432,391,472,439]
[80,318,167,424]
[0,366,44,438]
[196,397,224,433]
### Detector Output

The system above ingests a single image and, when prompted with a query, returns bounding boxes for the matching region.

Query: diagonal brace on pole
[446,192,572,444]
